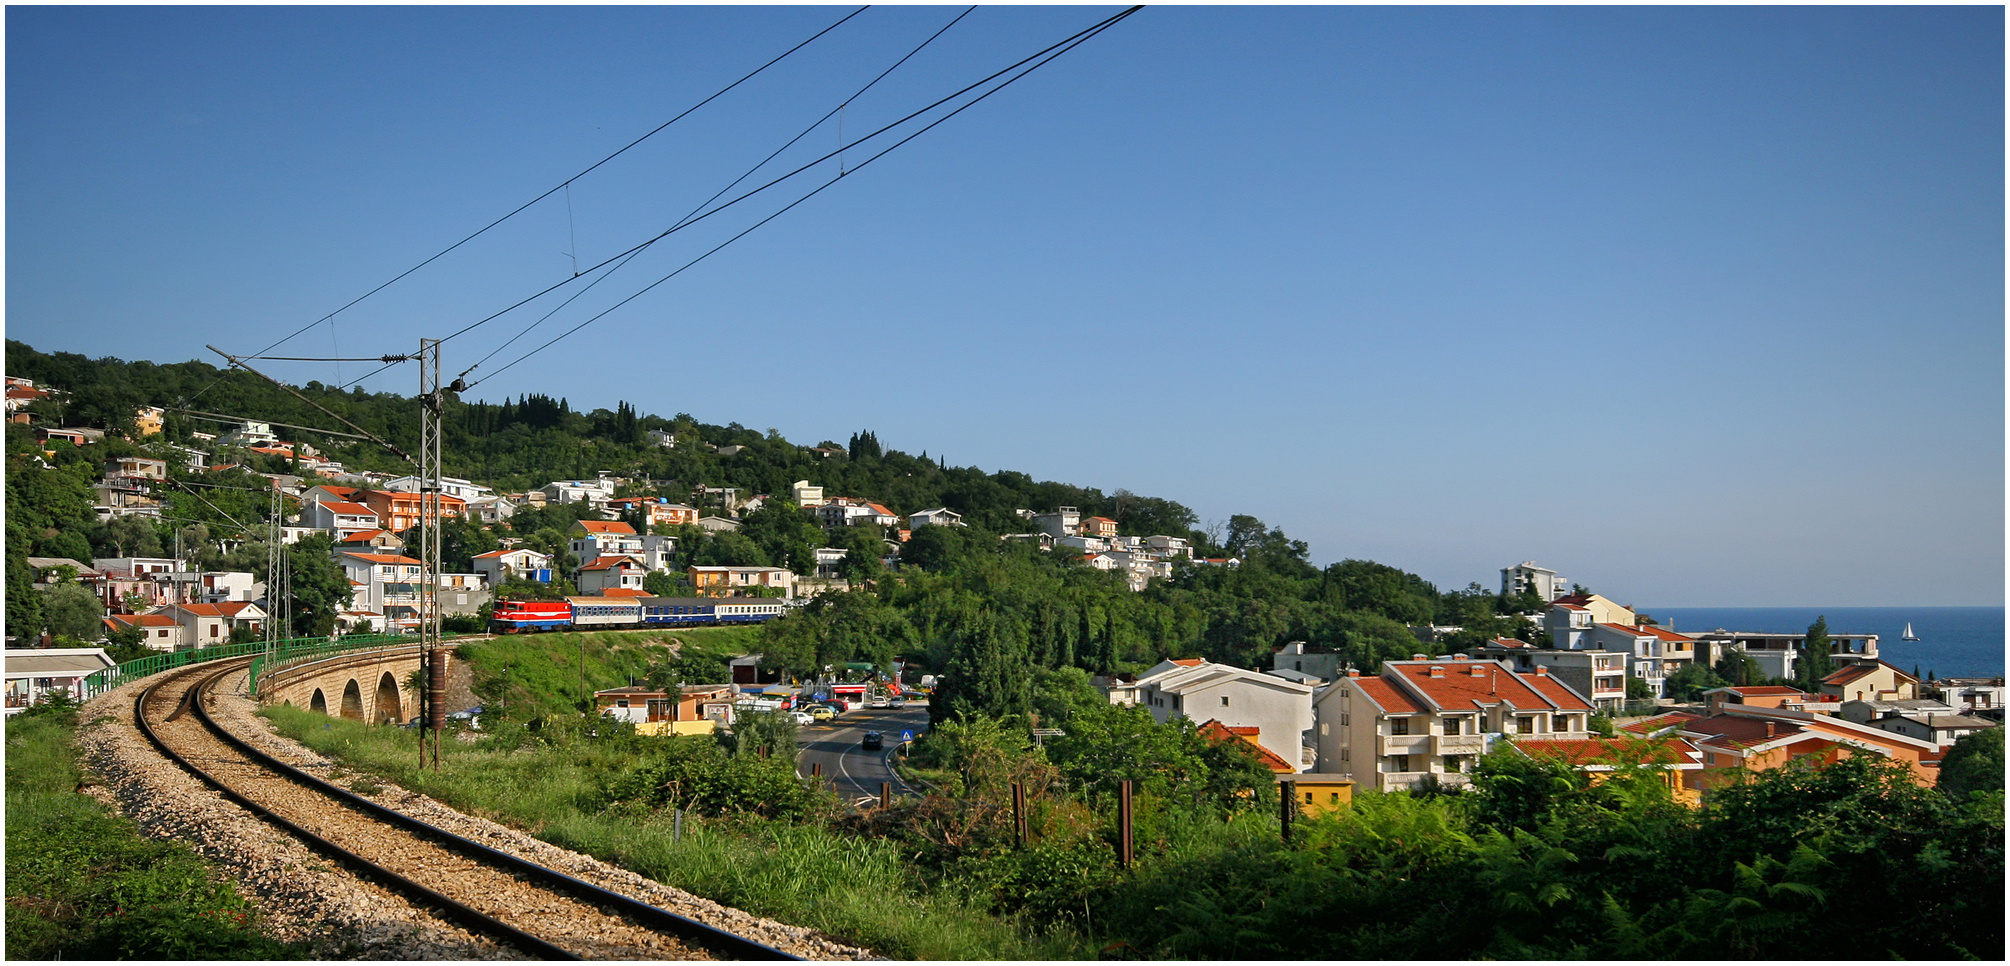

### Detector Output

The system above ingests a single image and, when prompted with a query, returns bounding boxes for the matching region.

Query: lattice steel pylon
[264,486,291,672]
[418,339,447,769]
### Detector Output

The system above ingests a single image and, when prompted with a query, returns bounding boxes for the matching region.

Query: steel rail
[135,660,801,961]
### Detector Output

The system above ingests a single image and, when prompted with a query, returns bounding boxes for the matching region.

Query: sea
[1646,606,2005,680]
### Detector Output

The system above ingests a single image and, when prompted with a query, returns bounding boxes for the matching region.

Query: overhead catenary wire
[440,5,1141,377]
[464,6,1144,390]
[453,5,977,383]
[178,6,868,408]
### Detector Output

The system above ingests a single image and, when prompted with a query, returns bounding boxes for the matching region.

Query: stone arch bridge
[258,643,463,725]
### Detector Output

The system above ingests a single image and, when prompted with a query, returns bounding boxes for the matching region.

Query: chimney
[1428,665,1445,678]
[1534,666,1548,677]
[1764,722,1777,738]
[1347,669,1361,679]
[1411,654,1427,661]
[1471,664,1487,678]
[1452,653,1470,661]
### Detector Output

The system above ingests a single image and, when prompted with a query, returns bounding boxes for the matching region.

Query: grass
[5,703,303,960]
[261,702,1085,959]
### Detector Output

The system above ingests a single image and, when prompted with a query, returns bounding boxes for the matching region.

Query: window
[1391,755,1411,773]
[1220,695,1230,706]
[1305,791,1314,805]
[1319,723,1328,736]
[1444,755,1468,773]
[1391,718,1409,735]
[1443,717,1463,735]
[1341,712,1349,726]
[1341,747,1348,761]
[1516,716,1533,734]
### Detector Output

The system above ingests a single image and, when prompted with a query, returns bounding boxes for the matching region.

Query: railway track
[135,659,801,961]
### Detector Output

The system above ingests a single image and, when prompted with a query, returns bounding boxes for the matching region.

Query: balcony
[1380,734,1433,757]
[1433,733,1488,756]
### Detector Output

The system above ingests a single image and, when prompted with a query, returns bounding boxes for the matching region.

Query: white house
[338,553,422,631]
[575,556,648,595]
[1132,658,1315,772]
[381,474,494,501]
[1501,561,1568,602]
[908,507,965,528]
[304,500,384,539]
[472,548,552,585]
[5,648,117,715]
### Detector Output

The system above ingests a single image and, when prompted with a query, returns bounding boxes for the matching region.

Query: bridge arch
[375,671,402,724]
[310,689,328,715]
[339,679,364,720]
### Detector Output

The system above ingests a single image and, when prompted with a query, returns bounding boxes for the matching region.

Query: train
[489,595,788,634]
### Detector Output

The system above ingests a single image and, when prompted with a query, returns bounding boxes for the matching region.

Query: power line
[442,6,1143,373]
[180,7,869,408]
[455,6,978,383]
[466,6,1144,389]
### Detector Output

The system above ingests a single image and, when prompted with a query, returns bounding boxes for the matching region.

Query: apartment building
[1314,656,1596,792]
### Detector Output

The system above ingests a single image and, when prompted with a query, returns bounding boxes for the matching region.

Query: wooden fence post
[1118,779,1134,868]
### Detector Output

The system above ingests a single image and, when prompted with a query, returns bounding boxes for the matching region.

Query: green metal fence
[81,634,409,701]
[247,634,414,693]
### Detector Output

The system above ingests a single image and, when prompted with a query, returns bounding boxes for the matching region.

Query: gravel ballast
[80,667,874,960]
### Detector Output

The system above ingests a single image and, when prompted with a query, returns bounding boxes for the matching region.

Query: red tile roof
[1387,661,1592,713]
[1623,711,1704,735]
[170,603,227,618]
[319,501,378,516]
[575,520,637,535]
[108,614,179,628]
[335,529,395,543]
[1684,714,1807,751]
[578,555,643,571]
[599,588,651,597]
[215,601,262,618]
[1720,686,1805,696]
[341,552,423,565]
[1354,675,1427,715]
[1517,735,1699,768]
[1170,658,1205,667]
[1822,659,1915,687]
[1196,720,1296,773]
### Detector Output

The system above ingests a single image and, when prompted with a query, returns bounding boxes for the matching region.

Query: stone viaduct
[258,643,464,725]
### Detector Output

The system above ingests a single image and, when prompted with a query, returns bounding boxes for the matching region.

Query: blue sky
[8,6,2003,606]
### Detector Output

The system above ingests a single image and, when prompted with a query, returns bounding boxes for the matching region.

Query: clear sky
[8,5,2003,606]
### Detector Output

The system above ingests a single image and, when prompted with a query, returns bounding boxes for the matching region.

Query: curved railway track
[135,659,800,961]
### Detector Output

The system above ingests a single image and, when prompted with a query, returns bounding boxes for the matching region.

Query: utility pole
[419,339,448,770]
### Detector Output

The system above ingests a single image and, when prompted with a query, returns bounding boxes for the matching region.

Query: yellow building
[1281,773,1355,816]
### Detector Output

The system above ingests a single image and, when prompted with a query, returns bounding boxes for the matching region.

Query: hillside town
[8,387,1999,802]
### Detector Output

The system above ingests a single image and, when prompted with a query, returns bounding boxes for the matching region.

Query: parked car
[888,697,906,709]
[861,732,883,751]
[805,705,836,722]
[868,694,889,709]
[790,710,815,725]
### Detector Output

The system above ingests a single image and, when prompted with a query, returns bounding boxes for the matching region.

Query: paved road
[794,704,930,805]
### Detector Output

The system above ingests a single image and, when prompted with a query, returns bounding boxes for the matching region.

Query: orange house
[1666,705,1941,789]
[356,489,466,533]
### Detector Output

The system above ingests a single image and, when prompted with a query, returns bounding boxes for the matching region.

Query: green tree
[1937,727,2004,801]
[42,581,105,641]
[283,534,352,638]
[721,708,799,761]
[1663,661,1727,702]
[1796,615,1835,691]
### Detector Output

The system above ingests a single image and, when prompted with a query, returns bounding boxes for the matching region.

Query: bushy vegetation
[5,700,300,959]
[263,669,2005,961]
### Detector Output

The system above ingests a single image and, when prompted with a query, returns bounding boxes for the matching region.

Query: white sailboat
[1901,621,1919,641]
